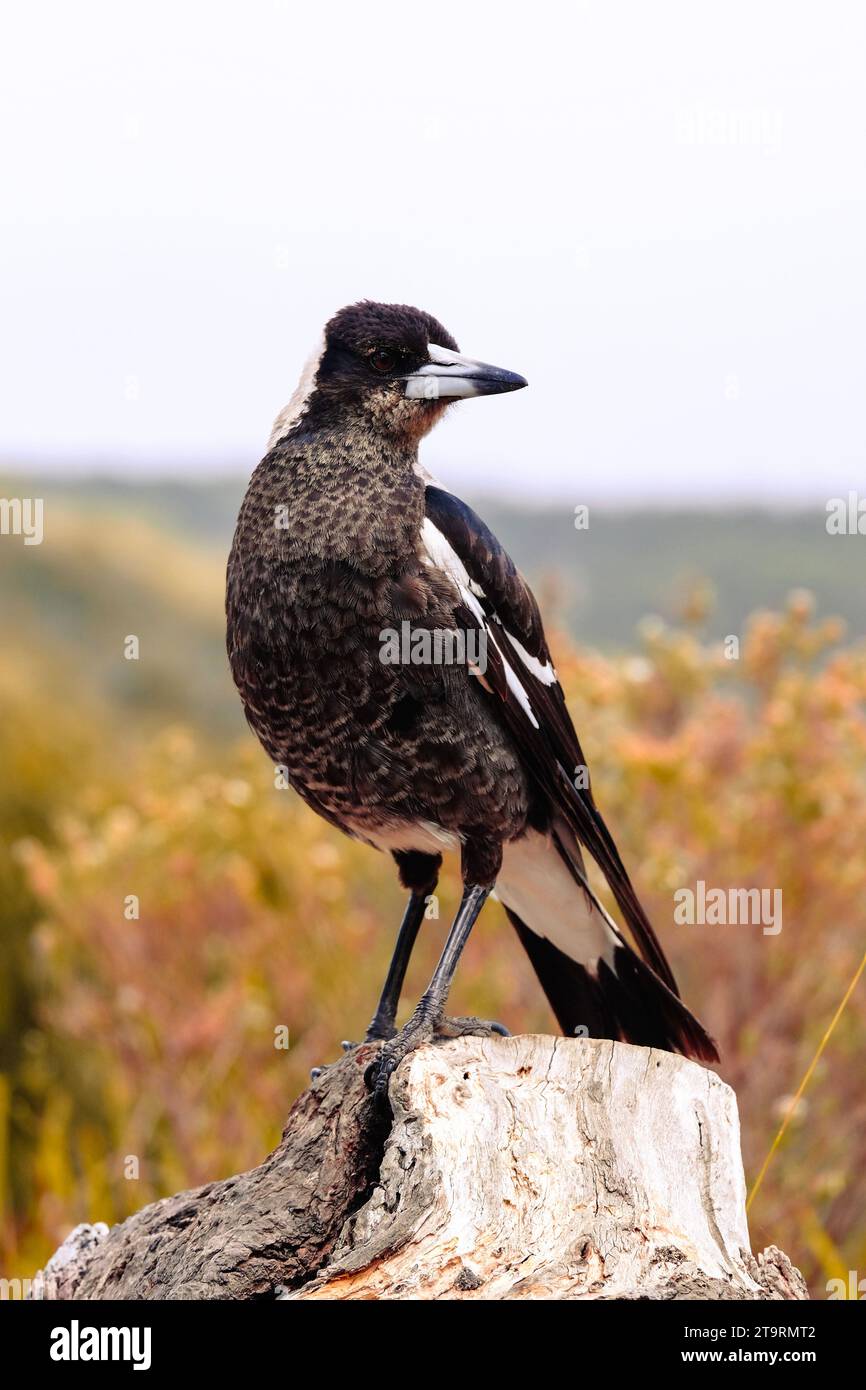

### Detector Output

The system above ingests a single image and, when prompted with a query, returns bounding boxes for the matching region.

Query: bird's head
[269,300,527,447]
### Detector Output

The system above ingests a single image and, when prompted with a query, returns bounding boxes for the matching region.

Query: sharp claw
[372,1061,394,1109]
[362,1013,437,1107]
[341,1040,355,1052]
[310,1066,324,1080]
[490,1022,511,1037]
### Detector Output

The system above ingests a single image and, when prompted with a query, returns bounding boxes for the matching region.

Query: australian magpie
[226,300,718,1101]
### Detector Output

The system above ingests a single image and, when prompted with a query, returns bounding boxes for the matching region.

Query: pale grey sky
[1,0,864,501]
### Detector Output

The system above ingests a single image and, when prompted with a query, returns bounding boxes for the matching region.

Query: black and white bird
[226,301,718,1100]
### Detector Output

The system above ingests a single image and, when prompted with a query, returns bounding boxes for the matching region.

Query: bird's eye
[368,347,398,374]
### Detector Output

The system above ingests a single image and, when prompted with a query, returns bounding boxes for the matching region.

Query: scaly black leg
[365,849,442,1040]
[364,889,428,1041]
[365,879,492,1105]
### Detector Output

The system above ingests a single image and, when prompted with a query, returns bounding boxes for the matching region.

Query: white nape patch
[349,818,461,855]
[267,332,326,448]
[504,629,557,686]
[497,831,618,968]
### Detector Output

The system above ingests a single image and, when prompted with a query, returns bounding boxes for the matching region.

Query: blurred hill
[0,477,242,737]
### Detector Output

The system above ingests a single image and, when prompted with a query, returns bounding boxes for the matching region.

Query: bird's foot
[364,1010,438,1106]
[363,1013,511,1104]
[434,1015,511,1040]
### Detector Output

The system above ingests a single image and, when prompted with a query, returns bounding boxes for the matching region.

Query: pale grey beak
[404,343,528,400]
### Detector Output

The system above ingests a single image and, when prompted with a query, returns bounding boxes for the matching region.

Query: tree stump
[34,1036,807,1301]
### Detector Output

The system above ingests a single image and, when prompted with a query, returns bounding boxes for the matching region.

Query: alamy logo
[0,496,43,545]
[379,621,488,675]
[50,1319,152,1370]
[826,1271,865,1299]
[826,492,866,535]
[0,1273,44,1299]
[674,881,782,936]
[676,106,783,150]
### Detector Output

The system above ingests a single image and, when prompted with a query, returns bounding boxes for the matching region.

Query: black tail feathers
[508,909,719,1064]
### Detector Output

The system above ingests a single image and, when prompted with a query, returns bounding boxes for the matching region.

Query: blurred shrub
[1,591,864,1296]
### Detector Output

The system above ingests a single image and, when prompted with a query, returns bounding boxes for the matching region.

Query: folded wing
[423,484,681,998]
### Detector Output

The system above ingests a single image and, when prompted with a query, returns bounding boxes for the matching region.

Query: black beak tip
[493,370,528,395]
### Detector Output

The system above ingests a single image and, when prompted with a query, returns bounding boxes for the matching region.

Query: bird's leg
[364,889,428,1041]
[365,884,491,1102]
[365,850,442,1041]
[366,838,501,1106]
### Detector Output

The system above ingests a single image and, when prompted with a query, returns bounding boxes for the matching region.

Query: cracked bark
[34,1036,808,1301]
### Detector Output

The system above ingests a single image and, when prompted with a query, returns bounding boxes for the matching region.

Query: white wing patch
[485,626,539,727]
[420,515,540,729]
[504,629,557,686]
[420,517,485,624]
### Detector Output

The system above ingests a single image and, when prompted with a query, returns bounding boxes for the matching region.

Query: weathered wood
[34,1036,807,1301]
[38,1041,388,1300]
